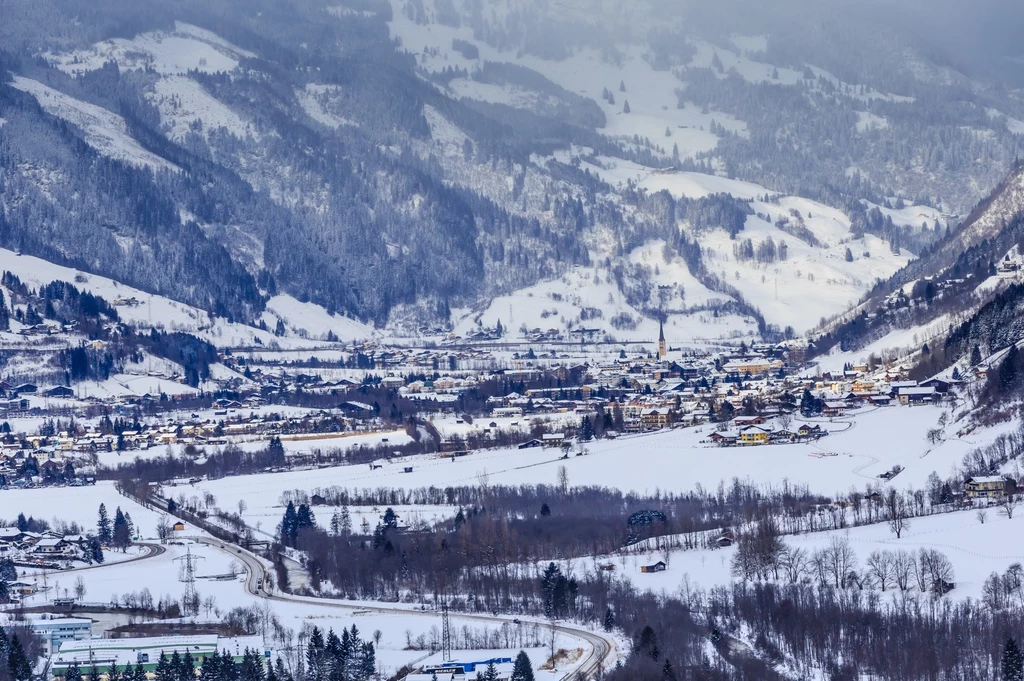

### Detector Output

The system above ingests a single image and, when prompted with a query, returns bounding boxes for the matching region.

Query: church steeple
[658,320,666,359]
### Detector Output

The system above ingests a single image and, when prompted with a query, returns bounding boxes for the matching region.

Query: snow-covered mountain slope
[2,0,1020,344]
[9,76,179,172]
[48,21,255,76]
[450,241,754,344]
[387,8,745,163]
[0,249,373,346]
[953,166,1024,251]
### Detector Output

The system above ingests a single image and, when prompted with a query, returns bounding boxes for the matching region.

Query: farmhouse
[897,386,936,405]
[964,476,1014,500]
[823,401,847,416]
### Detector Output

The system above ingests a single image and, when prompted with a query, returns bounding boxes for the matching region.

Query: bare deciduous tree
[866,550,894,591]
[999,494,1019,519]
[556,465,569,496]
[885,489,910,538]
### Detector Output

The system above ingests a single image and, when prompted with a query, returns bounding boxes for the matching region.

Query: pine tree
[97,503,111,544]
[0,293,9,332]
[340,506,352,537]
[997,344,1019,395]
[510,651,534,681]
[281,501,298,546]
[113,507,132,551]
[181,651,196,681]
[273,658,291,681]
[88,662,102,681]
[107,662,122,681]
[88,537,104,564]
[8,635,33,681]
[476,662,498,681]
[199,651,221,681]
[63,660,83,681]
[306,626,326,681]
[154,654,172,681]
[239,649,265,681]
[603,607,615,632]
[1004,637,1024,681]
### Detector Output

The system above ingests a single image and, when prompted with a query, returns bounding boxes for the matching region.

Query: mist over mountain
[1,0,1023,340]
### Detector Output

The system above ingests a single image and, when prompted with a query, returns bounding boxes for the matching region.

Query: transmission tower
[441,601,452,662]
[174,547,205,616]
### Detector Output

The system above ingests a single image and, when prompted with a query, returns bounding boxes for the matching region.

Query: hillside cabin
[641,561,667,573]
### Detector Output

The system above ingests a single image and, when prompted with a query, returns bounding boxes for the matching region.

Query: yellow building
[964,476,1009,500]
[739,426,770,445]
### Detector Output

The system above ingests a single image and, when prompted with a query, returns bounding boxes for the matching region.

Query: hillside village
[0,308,989,499]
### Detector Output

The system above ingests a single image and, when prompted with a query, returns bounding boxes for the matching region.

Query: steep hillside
[809,164,1024,374]
[1,0,1022,342]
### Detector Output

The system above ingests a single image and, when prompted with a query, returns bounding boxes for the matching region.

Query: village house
[964,476,1014,500]
[897,386,936,405]
[640,407,672,431]
[739,425,771,445]
[823,401,847,416]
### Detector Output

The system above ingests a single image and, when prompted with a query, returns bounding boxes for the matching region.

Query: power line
[174,547,205,616]
[441,600,452,662]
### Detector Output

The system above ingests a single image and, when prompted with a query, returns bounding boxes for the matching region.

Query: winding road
[17,542,166,579]
[192,537,617,680]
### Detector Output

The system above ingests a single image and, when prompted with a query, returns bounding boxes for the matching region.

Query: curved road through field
[18,543,166,579]
[193,537,617,680]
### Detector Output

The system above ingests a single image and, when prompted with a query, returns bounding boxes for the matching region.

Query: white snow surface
[9,76,178,173]
[49,22,254,76]
[262,295,375,342]
[149,75,255,141]
[0,248,370,348]
[387,6,745,161]
[195,405,978,504]
[570,507,1024,603]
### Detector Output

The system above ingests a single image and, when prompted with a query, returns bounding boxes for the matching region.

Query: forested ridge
[3,0,1024,334]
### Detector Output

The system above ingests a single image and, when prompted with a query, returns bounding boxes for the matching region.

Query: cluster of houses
[708,417,825,447]
[0,527,98,576]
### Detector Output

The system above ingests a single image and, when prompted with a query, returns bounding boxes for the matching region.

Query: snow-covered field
[2,482,171,537]
[610,507,1023,602]
[15,538,595,680]
[191,405,972,511]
